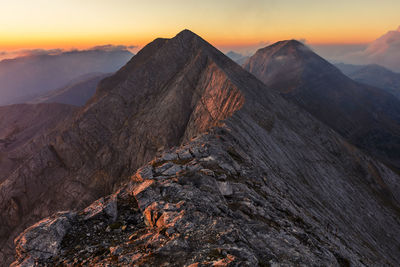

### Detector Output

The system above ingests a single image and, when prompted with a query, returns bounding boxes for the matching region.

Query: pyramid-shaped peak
[162,29,219,54]
[256,39,310,55]
[281,39,305,46]
[274,39,311,51]
[174,29,205,41]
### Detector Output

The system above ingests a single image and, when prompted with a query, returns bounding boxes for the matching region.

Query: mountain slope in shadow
[336,62,400,100]
[244,40,400,172]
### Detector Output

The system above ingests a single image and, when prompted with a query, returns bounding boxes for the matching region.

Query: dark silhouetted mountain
[336,63,400,100]
[244,40,400,172]
[0,49,133,105]
[27,73,110,106]
[2,31,400,266]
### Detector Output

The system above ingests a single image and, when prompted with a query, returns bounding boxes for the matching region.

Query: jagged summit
[94,28,234,99]
[174,28,202,39]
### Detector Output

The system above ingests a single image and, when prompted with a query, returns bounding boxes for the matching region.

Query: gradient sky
[0,0,399,53]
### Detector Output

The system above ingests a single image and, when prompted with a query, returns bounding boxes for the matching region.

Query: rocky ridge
[7,30,400,266]
[0,30,246,264]
[12,125,400,266]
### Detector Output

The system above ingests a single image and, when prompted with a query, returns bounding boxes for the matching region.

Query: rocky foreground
[12,126,400,266]
[3,30,400,266]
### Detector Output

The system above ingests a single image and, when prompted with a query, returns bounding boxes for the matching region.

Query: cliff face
[6,30,400,266]
[243,40,400,172]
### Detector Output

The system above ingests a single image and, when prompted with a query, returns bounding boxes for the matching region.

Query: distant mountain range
[0,49,133,105]
[336,63,400,100]
[26,73,110,106]
[2,30,400,267]
[244,40,400,172]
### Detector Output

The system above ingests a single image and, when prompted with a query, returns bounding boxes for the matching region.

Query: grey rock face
[82,195,118,222]
[12,212,76,264]
[4,30,400,266]
[217,181,233,196]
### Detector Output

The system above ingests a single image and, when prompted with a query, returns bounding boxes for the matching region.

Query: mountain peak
[274,39,306,48]
[256,39,310,56]
[244,39,350,93]
[397,25,400,32]
[282,39,305,46]
[280,39,312,51]
[245,37,400,172]
[174,29,204,41]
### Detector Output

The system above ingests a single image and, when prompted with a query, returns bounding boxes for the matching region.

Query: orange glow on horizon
[0,0,399,55]
[0,32,375,53]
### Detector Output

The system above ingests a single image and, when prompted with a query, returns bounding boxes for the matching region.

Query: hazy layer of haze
[0,47,133,105]
[0,44,137,61]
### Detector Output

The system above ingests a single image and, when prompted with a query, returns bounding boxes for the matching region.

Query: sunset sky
[0,0,399,54]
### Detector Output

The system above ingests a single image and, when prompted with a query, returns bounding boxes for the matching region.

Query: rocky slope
[244,40,400,172]
[0,103,77,183]
[27,73,109,106]
[336,63,400,100]
[5,30,400,266]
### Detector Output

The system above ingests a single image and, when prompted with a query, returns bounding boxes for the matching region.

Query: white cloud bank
[338,26,400,72]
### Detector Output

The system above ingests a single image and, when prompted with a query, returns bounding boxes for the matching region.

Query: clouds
[89,44,137,52]
[0,44,137,61]
[335,26,400,72]
[0,48,63,60]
